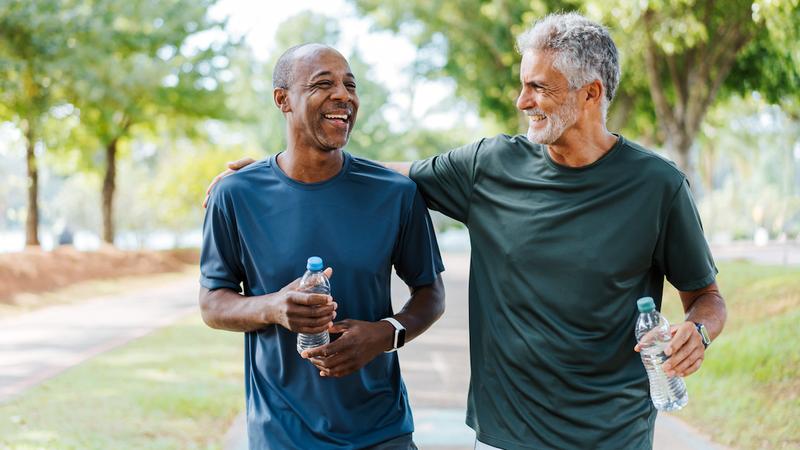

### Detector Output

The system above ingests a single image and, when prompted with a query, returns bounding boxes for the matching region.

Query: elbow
[198,287,221,329]
[716,295,728,332]
[432,276,446,320]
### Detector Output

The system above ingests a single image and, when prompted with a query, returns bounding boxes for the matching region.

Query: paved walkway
[0,250,751,447]
[710,241,800,266]
[0,275,199,403]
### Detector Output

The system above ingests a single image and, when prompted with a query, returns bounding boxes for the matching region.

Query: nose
[330,82,352,102]
[516,88,534,111]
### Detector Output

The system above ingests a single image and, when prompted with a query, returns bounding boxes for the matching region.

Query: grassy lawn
[0,315,244,450]
[660,261,800,450]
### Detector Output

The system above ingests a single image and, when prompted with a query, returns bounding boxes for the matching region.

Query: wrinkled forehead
[292,46,354,81]
[519,49,565,83]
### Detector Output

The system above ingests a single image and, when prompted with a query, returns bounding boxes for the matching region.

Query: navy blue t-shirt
[200,152,444,449]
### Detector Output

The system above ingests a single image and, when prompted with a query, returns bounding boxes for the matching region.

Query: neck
[546,123,618,168]
[277,144,344,183]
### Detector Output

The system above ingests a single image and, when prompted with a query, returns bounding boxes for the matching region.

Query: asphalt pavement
[6,243,781,447]
[0,276,199,403]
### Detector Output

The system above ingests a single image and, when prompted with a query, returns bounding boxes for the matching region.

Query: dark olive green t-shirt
[410,134,717,450]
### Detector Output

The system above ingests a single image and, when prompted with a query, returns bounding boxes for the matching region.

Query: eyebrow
[524,79,548,89]
[310,70,355,81]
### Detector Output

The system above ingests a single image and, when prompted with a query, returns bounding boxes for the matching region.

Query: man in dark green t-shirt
[401,13,727,449]
[206,12,727,450]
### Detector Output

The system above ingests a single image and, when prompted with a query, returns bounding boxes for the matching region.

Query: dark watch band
[694,322,711,348]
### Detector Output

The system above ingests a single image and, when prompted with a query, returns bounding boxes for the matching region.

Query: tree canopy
[352,0,800,180]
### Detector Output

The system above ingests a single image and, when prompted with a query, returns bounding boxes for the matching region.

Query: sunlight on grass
[661,262,800,450]
[0,315,244,450]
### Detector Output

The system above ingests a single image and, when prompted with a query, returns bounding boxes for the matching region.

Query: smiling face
[516,50,580,145]
[278,46,359,152]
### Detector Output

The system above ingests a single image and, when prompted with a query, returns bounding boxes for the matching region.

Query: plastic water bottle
[296,256,330,353]
[634,297,689,411]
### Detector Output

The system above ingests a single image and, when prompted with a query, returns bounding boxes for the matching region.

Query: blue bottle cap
[637,297,656,312]
[306,256,323,271]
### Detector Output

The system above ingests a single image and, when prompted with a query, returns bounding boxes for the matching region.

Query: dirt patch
[0,246,199,303]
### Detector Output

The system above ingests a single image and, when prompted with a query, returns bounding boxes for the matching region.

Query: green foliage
[660,262,800,449]
[0,315,244,449]
[138,137,249,233]
[353,0,581,132]
[65,0,236,159]
[351,0,800,174]
[0,0,75,122]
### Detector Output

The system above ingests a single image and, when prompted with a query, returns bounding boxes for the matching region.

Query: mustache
[324,103,354,114]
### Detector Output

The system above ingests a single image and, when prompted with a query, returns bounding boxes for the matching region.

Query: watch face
[397,328,406,348]
[696,323,711,347]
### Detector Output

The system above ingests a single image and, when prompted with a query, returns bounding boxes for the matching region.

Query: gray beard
[526,96,578,145]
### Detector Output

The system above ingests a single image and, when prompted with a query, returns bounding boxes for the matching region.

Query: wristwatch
[693,322,711,348]
[381,317,406,353]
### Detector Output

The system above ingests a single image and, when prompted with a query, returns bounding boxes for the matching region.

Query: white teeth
[324,114,348,120]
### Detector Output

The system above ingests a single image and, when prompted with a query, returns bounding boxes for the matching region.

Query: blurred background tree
[0,0,798,249]
[352,0,800,183]
[65,0,235,244]
[0,0,78,245]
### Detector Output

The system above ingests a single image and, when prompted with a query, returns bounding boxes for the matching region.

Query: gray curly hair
[516,12,620,121]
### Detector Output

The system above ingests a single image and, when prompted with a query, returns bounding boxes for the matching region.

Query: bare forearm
[680,284,727,341]
[199,287,273,332]
[381,161,413,177]
[393,275,445,344]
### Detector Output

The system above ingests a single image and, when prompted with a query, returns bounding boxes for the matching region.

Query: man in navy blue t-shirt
[199,43,445,449]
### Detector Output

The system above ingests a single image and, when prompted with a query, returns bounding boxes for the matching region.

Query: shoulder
[210,158,271,204]
[473,134,537,162]
[349,154,418,193]
[454,133,533,156]
[481,133,533,149]
[617,136,686,188]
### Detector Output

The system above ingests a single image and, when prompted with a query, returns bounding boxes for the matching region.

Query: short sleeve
[408,139,482,223]
[392,188,445,287]
[654,180,718,291]
[200,190,245,292]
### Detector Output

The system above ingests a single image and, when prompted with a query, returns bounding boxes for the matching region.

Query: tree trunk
[101,137,118,245]
[641,7,753,196]
[606,90,634,135]
[23,119,40,247]
[664,130,695,188]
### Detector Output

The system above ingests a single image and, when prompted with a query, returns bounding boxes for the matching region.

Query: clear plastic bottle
[296,256,331,353]
[634,296,689,411]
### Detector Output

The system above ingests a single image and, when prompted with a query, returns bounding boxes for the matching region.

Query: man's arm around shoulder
[382,162,412,177]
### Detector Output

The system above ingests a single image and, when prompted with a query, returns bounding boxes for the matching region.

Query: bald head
[272,43,345,90]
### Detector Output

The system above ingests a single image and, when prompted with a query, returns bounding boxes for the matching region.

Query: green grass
[0,315,244,450]
[660,261,800,450]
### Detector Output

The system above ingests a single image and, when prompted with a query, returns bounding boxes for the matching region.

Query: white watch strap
[381,317,405,352]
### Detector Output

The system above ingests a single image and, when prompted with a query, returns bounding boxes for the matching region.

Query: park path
[6,244,779,446]
[0,253,733,448]
[0,275,199,403]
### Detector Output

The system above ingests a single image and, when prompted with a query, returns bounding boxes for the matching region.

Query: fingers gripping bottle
[635,297,689,411]
[297,256,331,354]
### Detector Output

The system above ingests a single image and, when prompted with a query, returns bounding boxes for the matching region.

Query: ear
[274,88,291,113]
[583,80,604,106]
